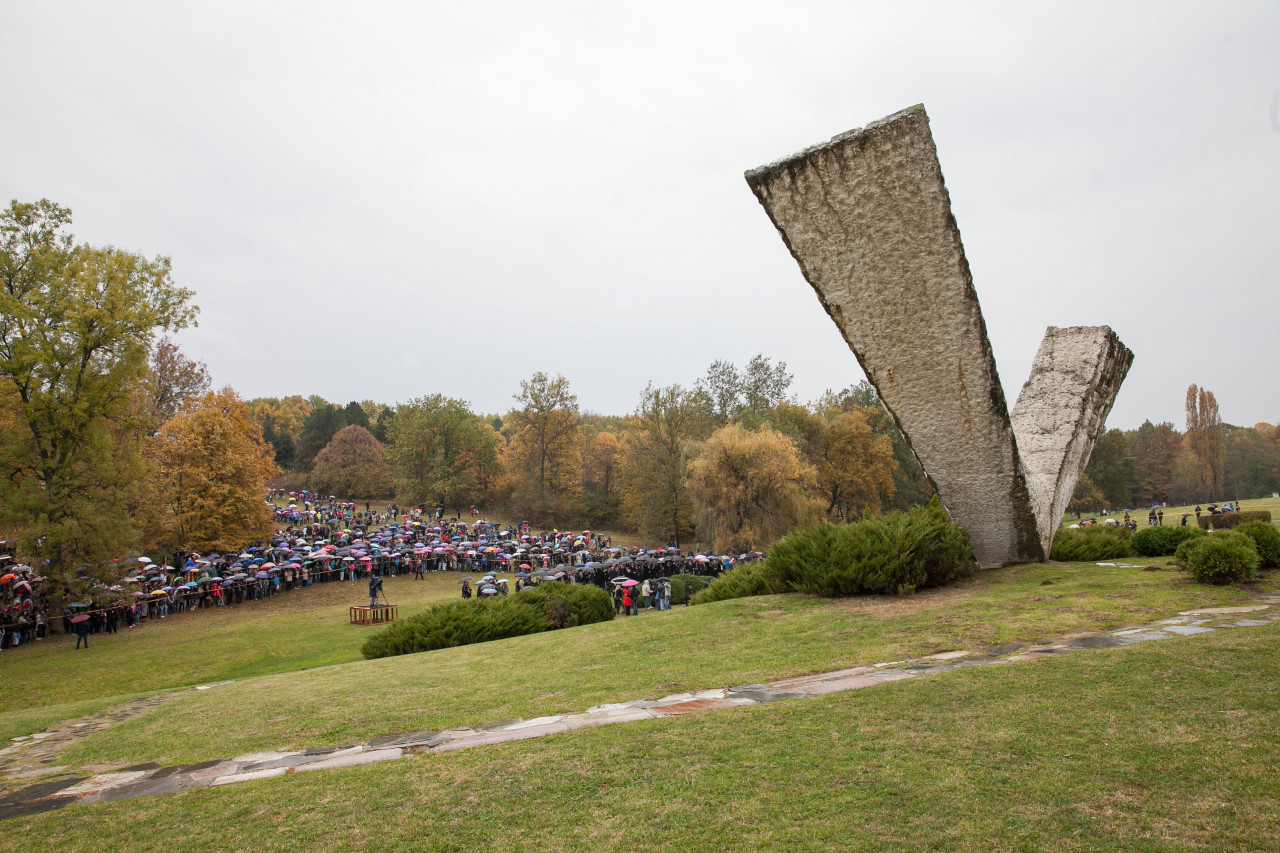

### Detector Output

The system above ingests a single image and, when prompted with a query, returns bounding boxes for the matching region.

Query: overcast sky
[3,1,1277,429]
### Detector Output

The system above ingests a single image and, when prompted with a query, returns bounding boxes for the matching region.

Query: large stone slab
[1011,325,1133,556]
[746,105,1041,566]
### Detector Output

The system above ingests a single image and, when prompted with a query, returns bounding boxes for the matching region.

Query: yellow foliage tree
[686,423,816,553]
[144,387,279,553]
[809,409,897,520]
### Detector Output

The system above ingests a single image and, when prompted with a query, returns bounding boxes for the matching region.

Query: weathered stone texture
[745,106,1131,567]
[1011,326,1133,556]
[745,105,1040,566]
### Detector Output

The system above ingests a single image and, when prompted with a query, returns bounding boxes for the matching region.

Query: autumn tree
[0,199,197,591]
[1223,424,1279,500]
[816,382,931,510]
[144,336,210,431]
[504,372,581,522]
[388,395,500,512]
[1183,384,1225,499]
[808,409,897,520]
[619,384,714,547]
[577,424,622,527]
[686,423,816,552]
[310,424,395,499]
[142,387,278,553]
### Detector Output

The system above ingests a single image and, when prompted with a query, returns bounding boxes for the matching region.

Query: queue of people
[1,493,751,652]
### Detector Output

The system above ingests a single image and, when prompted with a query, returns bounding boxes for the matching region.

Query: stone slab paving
[4,599,1279,820]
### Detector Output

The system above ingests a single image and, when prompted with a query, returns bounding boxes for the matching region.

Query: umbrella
[0,574,14,583]
[255,571,270,579]
[70,614,90,624]
[519,564,532,570]
[150,589,166,596]
[161,586,174,591]
[514,572,531,579]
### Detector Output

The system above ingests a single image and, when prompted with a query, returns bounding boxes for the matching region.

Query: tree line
[1070,384,1279,512]
[248,361,931,554]
[5,197,1273,602]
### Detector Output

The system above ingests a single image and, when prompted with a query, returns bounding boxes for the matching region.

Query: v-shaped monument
[745,105,1133,567]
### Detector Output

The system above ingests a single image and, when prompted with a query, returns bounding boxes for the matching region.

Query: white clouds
[2,0,1277,426]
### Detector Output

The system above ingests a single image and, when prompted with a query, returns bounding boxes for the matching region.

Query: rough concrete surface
[1011,325,1134,556]
[746,105,1131,566]
[746,105,1041,566]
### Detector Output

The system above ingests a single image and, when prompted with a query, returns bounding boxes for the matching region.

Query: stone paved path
[3,592,1278,821]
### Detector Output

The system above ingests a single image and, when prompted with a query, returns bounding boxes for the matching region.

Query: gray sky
[3,1,1277,429]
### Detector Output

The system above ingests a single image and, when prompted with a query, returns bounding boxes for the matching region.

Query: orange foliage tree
[144,387,279,553]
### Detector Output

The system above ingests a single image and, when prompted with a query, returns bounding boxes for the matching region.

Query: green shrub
[1233,521,1280,569]
[1178,532,1259,585]
[1049,525,1134,561]
[665,573,714,605]
[691,502,976,604]
[1130,525,1206,557]
[1196,510,1272,531]
[361,582,613,659]
[691,561,787,605]
[511,582,616,628]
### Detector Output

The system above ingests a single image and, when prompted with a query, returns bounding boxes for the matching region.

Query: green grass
[0,571,513,714]
[4,621,1278,851]
[10,558,1269,769]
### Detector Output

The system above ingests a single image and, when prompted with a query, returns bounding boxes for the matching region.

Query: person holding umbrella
[71,612,91,649]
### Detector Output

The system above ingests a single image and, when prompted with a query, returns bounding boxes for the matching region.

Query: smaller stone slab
[650,698,737,715]
[433,725,568,753]
[1179,605,1270,616]
[982,642,1028,655]
[295,747,403,771]
[802,676,880,696]
[563,709,656,729]
[500,716,565,731]
[1065,635,1125,649]
[59,771,149,797]
[86,776,180,803]
[0,776,87,804]
[0,795,76,820]
[1163,625,1215,636]
[1232,619,1270,627]
[1114,631,1173,645]
[211,767,288,787]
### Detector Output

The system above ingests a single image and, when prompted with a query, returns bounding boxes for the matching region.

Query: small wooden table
[349,604,398,625]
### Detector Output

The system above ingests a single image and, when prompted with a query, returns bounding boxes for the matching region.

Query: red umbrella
[70,614,90,623]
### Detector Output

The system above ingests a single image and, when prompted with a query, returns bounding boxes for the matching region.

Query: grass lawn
[4,620,1277,851]
[0,558,1270,770]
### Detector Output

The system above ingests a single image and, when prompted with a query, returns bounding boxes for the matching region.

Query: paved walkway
[3,592,1278,821]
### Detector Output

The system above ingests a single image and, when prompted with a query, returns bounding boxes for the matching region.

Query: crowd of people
[1,491,748,651]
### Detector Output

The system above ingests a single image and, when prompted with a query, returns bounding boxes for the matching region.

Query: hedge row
[1196,510,1273,531]
[360,582,613,659]
[691,501,976,605]
[1048,525,1134,561]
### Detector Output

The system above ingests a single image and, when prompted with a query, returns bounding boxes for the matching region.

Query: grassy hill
[2,559,1278,850]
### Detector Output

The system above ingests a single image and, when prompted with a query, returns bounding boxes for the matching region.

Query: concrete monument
[745,105,1132,567]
